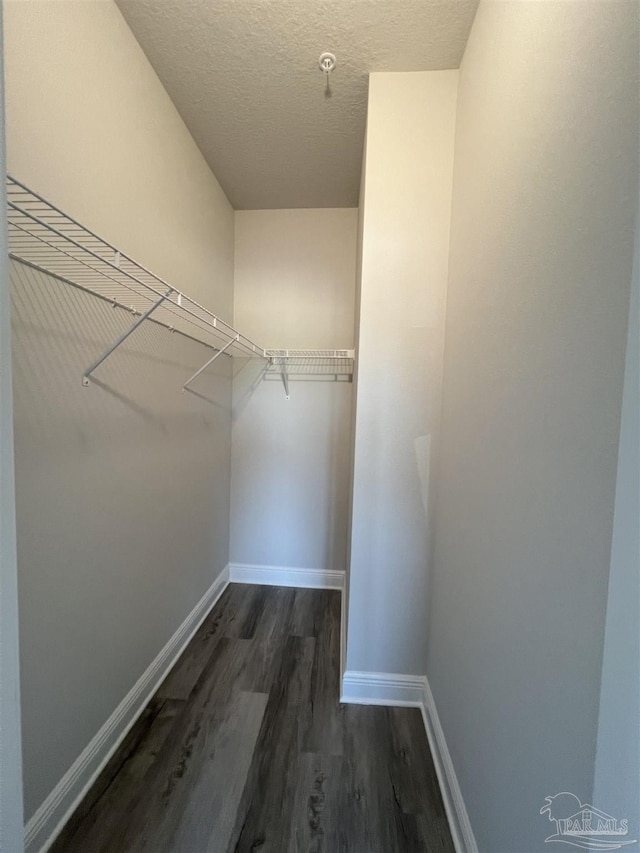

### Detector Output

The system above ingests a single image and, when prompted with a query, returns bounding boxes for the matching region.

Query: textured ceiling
[116,0,479,209]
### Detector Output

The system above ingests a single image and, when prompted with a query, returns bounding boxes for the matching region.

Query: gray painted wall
[231,209,356,574]
[4,0,235,823]
[347,71,458,675]
[426,2,639,851]
[11,263,232,820]
[593,200,639,834]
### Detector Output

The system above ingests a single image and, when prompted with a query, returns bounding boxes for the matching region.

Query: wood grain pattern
[156,584,240,701]
[52,584,454,853]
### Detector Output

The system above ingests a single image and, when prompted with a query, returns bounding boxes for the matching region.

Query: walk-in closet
[1,1,638,852]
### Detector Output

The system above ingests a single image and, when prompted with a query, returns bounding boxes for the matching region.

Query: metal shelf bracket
[183,335,240,392]
[82,288,173,386]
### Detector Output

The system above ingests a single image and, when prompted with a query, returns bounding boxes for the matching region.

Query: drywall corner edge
[25,564,231,853]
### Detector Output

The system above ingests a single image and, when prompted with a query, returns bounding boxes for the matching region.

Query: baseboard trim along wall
[341,671,478,853]
[341,670,426,706]
[229,562,345,590]
[420,679,479,853]
[25,565,231,853]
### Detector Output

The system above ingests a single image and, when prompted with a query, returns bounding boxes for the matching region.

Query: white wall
[346,71,458,675]
[231,209,356,574]
[4,0,235,824]
[426,2,639,851]
[594,199,639,826]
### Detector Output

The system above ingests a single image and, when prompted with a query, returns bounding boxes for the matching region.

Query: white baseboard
[25,565,230,853]
[229,562,345,590]
[420,678,478,853]
[341,670,426,706]
[340,670,477,853]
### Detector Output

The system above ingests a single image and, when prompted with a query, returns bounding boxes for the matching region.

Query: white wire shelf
[265,356,353,376]
[264,359,352,392]
[6,175,356,393]
[264,353,354,398]
[264,349,355,359]
[6,175,265,386]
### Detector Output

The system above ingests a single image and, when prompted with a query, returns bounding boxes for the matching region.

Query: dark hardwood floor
[52,584,454,853]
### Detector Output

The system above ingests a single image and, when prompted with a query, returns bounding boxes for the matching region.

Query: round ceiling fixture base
[319,52,336,73]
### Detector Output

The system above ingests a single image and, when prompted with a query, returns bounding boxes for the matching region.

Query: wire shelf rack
[263,352,354,398]
[264,349,355,359]
[264,358,352,392]
[6,175,265,385]
[6,175,356,393]
[265,356,353,377]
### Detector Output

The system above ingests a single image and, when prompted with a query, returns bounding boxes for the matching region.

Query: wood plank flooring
[52,584,454,853]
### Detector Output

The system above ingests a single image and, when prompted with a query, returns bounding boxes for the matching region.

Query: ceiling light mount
[319,52,336,74]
